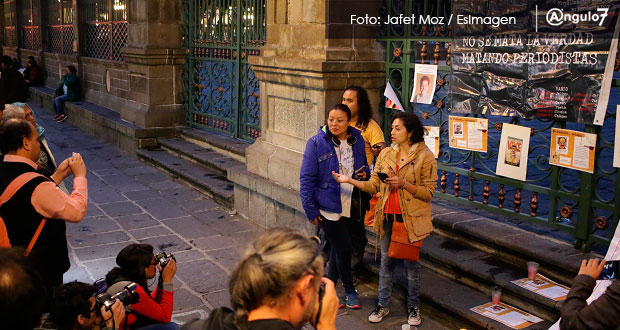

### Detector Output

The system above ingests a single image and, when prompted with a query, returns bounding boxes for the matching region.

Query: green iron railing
[182,0,264,141]
[379,0,618,250]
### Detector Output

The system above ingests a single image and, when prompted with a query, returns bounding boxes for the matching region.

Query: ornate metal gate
[182,0,265,141]
[381,0,619,250]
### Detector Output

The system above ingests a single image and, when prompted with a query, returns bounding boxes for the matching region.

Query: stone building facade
[0,0,387,228]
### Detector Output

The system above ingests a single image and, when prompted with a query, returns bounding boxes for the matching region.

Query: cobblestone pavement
[32,104,448,330]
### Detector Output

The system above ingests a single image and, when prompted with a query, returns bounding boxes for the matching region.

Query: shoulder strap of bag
[0,172,47,256]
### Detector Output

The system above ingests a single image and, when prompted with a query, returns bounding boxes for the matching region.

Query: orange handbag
[387,220,422,261]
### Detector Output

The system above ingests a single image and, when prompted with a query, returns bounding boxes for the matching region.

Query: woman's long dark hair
[345,86,373,131]
[392,112,425,144]
[105,243,153,294]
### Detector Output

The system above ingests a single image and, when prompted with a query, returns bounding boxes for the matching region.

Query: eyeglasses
[305,236,324,272]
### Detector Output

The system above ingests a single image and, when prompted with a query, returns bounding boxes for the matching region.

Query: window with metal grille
[83,0,127,61]
[3,0,16,46]
[47,0,73,55]
[19,0,41,50]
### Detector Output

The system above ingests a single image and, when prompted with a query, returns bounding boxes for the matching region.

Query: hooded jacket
[300,125,369,221]
[358,141,438,242]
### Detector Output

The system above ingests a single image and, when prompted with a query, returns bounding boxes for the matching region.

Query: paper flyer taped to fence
[423,126,440,158]
[549,128,596,173]
[449,116,488,152]
[384,81,404,111]
[410,64,437,105]
[496,124,530,181]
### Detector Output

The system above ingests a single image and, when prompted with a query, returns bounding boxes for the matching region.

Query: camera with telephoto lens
[154,252,176,268]
[95,282,140,311]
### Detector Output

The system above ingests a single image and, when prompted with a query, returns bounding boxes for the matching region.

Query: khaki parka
[359,141,438,243]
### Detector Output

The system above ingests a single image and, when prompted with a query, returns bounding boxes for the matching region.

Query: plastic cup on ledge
[491,286,502,304]
[527,261,539,281]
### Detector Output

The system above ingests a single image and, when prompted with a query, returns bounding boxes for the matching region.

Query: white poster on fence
[496,124,530,181]
[548,223,620,330]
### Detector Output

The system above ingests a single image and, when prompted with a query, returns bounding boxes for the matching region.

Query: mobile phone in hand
[376,172,389,182]
[600,260,619,280]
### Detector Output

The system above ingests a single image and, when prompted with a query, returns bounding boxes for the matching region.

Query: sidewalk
[31,105,448,329]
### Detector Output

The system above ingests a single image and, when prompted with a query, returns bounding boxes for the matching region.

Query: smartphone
[600,260,619,280]
[376,172,389,182]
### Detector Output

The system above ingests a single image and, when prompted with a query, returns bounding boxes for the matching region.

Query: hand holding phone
[376,172,389,182]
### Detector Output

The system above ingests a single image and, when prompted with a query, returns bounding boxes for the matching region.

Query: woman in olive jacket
[332,112,437,326]
[53,65,81,122]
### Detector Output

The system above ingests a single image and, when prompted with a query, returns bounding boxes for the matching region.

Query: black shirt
[247,319,296,330]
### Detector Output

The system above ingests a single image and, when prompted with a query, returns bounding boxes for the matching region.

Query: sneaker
[345,292,360,309]
[338,296,345,309]
[368,305,389,323]
[57,114,67,122]
[54,115,61,121]
[407,307,421,326]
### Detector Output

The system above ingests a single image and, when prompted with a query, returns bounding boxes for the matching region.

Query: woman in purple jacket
[300,104,369,309]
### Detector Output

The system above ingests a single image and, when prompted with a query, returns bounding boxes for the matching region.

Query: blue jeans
[53,94,68,115]
[319,216,356,294]
[378,217,421,309]
[136,322,179,330]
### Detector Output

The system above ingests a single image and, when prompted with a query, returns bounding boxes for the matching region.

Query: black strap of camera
[155,273,164,302]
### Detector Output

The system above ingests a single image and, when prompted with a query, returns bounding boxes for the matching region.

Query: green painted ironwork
[182,0,264,141]
[380,0,618,250]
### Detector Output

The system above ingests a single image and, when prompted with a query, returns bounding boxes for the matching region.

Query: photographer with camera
[105,244,178,330]
[51,281,126,330]
[181,227,339,330]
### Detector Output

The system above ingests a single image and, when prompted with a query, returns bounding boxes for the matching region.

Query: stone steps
[361,201,602,329]
[136,148,235,209]
[179,128,249,163]
[159,137,245,177]
[361,253,555,330]
[136,129,252,210]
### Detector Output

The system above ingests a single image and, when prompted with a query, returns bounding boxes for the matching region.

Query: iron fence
[47,0,73,55]
[182,0,264,141]
[380,0,618,250]
[83,0,127,61]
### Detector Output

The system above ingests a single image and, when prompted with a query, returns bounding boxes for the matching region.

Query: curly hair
[344,86,374,130]
[392,112,425,144]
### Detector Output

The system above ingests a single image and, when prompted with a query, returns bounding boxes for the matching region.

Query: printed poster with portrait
[496,124,531,181]
[549,128,596,173]
[423,126,440,158]
[449,116,488,153]
[410,64,437,105]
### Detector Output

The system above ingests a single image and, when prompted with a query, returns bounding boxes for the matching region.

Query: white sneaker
[368,305,389,323]
[407,307,421,326]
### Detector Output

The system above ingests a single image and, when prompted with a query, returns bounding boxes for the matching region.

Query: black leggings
[319,216,356,294]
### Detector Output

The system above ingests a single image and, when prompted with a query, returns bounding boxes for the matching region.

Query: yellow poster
[449,116,488,152]
[423,126,440,158]
[549,128,596,174]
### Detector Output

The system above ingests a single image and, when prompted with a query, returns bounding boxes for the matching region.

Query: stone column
[246,0,386,191]
[121,0,185,128]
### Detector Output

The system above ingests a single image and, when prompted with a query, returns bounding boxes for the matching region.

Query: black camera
[154,252,176,268]
[95,282,139,311]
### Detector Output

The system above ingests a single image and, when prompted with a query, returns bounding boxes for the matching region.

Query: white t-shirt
[320,140,354,221]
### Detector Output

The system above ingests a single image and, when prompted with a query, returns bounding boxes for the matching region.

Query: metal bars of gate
[182,0,264,141]
[47,0,73,55]
[83,0,127,61]
[379,0,618,250]
[3,0,17,46]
